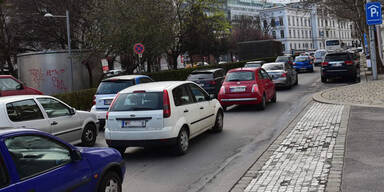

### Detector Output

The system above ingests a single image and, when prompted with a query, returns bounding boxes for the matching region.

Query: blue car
[0,128,125,192]
[293,56,314,72]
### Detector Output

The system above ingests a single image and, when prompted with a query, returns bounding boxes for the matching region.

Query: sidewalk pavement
[231,75,384,191]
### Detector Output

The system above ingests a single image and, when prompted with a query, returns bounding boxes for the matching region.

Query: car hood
[77,147,123,171]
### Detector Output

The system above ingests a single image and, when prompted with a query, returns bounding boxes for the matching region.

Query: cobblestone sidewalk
[233,102,347,192]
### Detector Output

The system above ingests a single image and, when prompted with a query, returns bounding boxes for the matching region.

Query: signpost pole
[370,25,378,80]
[366,1,382,80]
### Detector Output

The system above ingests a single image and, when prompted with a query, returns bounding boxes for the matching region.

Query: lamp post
[44,10,73,92]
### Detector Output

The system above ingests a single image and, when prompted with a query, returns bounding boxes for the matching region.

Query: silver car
[0,95,99,146]
[262,62,298,89]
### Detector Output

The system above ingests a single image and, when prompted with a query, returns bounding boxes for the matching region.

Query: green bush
[54,88,97,111]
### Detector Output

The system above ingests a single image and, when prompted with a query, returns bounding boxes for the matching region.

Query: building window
[297,18,299,26]
[288,16,291,26]
[299,43,301,48]
[282,44,286,51]
[272,31,276,39]
[294,43,297,49]
[271,18,276,27]
[263,20,268,28]
[293,30,295,38]
[289,30,292,38]
[305,31,308,38]
[300,18,303,26]
[326,31,329,38]
[325,20,328,26]
[279,17,283,26]
[310,30,312,37]
[290,43,293,49]
[309,19,311,26]
[280,30,285,38]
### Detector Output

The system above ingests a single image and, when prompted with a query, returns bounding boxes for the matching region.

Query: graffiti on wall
[29,68,44,89]
[28,68,68,91]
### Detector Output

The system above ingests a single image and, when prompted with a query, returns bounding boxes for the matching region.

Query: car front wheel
[81,123,97,147]
[98,171,122,192]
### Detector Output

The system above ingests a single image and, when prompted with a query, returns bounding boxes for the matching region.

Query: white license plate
[230,87,246,92]
[122,120,146,128]
[331,63,342,67]
[104,99,113,105]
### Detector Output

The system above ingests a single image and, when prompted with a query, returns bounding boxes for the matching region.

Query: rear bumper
[106,138,177,147]
[294,65,313,71]
[273,78,289,87]
[218,93,261,106]
[322,68,355,77]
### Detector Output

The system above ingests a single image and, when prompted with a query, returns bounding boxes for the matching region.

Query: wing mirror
[69,108,76,115]
[70,149,82,161]
[16,84,24,90]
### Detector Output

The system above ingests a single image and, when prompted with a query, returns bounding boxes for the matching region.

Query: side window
[172,85,193,106]
[260,70,271,80]
[0,78,21,91]
[5,135,71,180]
[139,77,153,84]
[6,99,44,122]
[258,71,263,80]
[0,155,9,188]
[189,84,208,102]
[36,98,71,118]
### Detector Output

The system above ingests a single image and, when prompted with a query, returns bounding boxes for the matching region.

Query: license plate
[332,63,342,67]
[104,99,113,105]
[122,120,146,128]
[230,87,246,92]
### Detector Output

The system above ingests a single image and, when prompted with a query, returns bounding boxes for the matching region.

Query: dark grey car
[186,68,225,97]
[262,62,298,89]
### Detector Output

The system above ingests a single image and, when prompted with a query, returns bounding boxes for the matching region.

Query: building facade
[226,0,279,20]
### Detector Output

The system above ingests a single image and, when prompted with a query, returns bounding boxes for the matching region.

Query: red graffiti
[46,68,67,91]
[28,68,44,88]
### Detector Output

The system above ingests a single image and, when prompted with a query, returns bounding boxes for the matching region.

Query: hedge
[54,88,97,111]
[53,56,277,111]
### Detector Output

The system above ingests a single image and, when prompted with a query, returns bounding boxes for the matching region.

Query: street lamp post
[44,10,74,92]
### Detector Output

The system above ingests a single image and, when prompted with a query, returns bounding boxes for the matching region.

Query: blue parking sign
[366,2,382,25]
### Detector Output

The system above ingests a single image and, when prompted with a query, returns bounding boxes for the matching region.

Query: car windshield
[244,64,261,68]
[276,57,289,62]
[295,57,308,62]
[262,63,284,71]
[110,92,163,111]
[226,71,255,82]
[187,72,213,80]
[325,54,349,61]
[96,80,134,95]
[0,78,21,91]
[326,40,340,46]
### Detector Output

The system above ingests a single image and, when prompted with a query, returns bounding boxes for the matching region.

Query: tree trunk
[374,29,384,74]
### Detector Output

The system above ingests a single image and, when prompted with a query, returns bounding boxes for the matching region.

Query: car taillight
[106,111,109,120]
[209,80,216,85]
[219,86,226,94]
[163,90,171,118]
[92,96,96,105]
[345,60,353,65]
[292,62,296,65]
[321,62,329,66]
[106,93,120,120]
[281,72,287,77]
[251,84,259,93]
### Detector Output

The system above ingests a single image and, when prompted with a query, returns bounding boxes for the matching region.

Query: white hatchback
[0,95,99,146]
[105,81,224,155]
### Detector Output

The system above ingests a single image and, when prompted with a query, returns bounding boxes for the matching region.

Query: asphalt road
[94,67,353,192]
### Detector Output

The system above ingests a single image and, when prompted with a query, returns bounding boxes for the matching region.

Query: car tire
[112,147,126,155]
[81,123,97,147]
[294,75,298,85]
[211,111,224,133]
[271,91,277,103]
[222,106,227,112]
[258,94,267,110]
[321,75,327,83]
[173,127,189,156]
[98,171,122,192]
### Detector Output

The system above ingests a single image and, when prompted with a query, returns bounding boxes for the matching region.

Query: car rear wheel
[173,127,189,155]
[211,111,223,133]
[98,171,122,192]
[258,94,267,110]
[321,75,327,83]
[294,75,298,85]
[271,91,277,103]
[81,123,97,147]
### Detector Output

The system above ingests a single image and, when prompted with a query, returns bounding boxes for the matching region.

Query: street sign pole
[366,1,382,80]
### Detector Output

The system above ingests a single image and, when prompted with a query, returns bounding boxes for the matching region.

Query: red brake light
[219,86,226,94]
[292,62,296,65]
[281,72,287,77]
[92,96,96,105]
[133,90,146,93]
[345,61,353,65]
[321,62,329,66]
[163,90,171,118]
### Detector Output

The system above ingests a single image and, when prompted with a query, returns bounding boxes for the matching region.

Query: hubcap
[180,130,189,151]
[105,178,118,192]
[85,129,94,142]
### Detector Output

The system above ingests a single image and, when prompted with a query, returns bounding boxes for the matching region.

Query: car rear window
[325,54,349,61]
[276,57,289,62]
[187,72,213,80]
[0,78,21,91]
[110,92,163,111]
[262,63,284,71]
[96,80,134,95]
[244,64,261,68]
[226,71,255,82]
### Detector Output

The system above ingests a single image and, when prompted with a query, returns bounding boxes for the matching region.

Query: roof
[246,61,265,64]
[228,68,259,73]
[192,68,223,73]
[119,81,190,93]
[103,75,149,81]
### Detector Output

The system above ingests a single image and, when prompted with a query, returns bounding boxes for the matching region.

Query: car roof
[263,62,285,65]
[192,68,223,73]
[0,75,14,79]
[228,67,259,73]
[0,128,44,138]
[119,81,193,93]
[0,95,54,103]
[246,60,264,64]
[103,75,149,81]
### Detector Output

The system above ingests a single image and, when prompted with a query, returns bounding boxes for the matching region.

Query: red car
[0,75,43,96]
[218,67,276,110]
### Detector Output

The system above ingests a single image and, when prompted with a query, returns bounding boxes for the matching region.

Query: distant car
[275,56,294,66]
[321,52,360,83]
[0,128,125,192]
[262,62,298,88]
[105,81,224,155]
[218,67,276,111]
[244,60,265,68]
[0,95,99,146]
[293,56,314,72]
[90,75,153,130]
[195,62,209,66]
[0,75,43,96]
[186,68,225,98]
[105,69,123,77]
[218,61,227,65]
[314,49,327,66]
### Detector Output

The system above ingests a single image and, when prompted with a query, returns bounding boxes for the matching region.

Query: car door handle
[51,121,58,126]
[184,109,189,113]
[200,107,204,109]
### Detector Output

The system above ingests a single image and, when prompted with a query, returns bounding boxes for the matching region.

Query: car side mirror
[70,149,82,161]
[69,108,76,115]
[16,84,23,90]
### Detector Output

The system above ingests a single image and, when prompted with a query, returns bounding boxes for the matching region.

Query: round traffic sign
[134,43,145,55]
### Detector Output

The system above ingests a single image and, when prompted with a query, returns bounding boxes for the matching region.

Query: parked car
[186,68,225,98]
[195,62,209,66]
[262,62,298,88]
[275,56,294,66]
[105,81,224,155]
[293,56,314,72]
[105,69,123,77]
[0,75,43,96]
[0,95,99,146]
[321,52,360,83]
[244,60,265,68]
[218,67,276,111]
[90,75,153,130]
[314,49,327,66]
[0,128,125,192]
